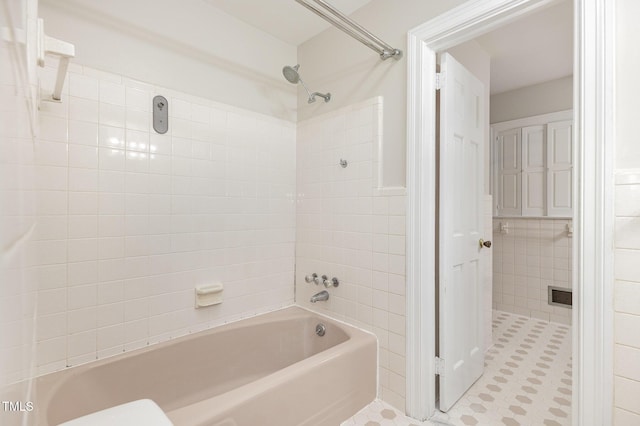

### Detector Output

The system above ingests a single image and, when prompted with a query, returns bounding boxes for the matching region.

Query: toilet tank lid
[58,399,173,426]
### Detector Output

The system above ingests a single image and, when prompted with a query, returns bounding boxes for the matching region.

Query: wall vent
[548,286,572,308]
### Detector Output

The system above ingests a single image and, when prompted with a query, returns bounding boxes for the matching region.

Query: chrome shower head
[282,64,331,104]
[282,64,301,84]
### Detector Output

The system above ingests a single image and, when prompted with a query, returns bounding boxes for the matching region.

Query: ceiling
[56,0,572,95]
[474,0,573,94]
[202,0,373,45]
[204,0,573,94]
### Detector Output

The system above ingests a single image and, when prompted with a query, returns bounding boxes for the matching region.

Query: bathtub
[20,306,377,426]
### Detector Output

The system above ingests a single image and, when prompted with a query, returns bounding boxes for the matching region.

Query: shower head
[282,64,301,84]
[282,64,331,104]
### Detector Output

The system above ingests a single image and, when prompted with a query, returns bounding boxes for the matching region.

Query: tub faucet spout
[310,290,329,303]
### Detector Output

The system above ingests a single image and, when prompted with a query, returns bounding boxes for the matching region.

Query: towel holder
[37,18,75,102]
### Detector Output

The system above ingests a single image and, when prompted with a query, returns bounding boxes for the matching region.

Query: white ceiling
[203,0,572,94]
[202,0,373,46]
[58,0,572,95]
[474,0,573,95]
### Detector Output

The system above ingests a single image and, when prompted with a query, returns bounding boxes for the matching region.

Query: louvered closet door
[521,125,546,216]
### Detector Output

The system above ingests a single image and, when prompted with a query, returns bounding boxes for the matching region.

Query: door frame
[405,0,615,423]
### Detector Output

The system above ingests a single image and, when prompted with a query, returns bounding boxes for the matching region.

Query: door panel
[552,170,572,208]
[547,120,573,216]
[522,125,546,216]
[438,53,485,412]
[496,129,521,215]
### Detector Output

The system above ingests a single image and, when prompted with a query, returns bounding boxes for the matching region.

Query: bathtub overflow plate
[315,323,326,337]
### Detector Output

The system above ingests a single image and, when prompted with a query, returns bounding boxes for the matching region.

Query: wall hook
[339,159,348,168]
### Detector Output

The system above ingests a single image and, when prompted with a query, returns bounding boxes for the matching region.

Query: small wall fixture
[153,95,168,134]
[195,283,224,308]
[566,223,573,237]
[37,18,75,102]
[548,286,572,308]
[500,222,509,234]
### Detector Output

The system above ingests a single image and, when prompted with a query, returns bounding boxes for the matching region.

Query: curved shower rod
[295,0,402,60]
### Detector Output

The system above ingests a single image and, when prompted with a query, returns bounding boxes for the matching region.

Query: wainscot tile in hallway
[432,311,572,426]
[492,218,573,325]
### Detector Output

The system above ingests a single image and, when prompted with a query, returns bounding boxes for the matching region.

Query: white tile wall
[295,98,407,411]
[492,218,573,324]
[31,64,296,374]
[614,170,640,424]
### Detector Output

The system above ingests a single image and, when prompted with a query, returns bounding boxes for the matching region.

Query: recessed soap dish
[195,283,223,308]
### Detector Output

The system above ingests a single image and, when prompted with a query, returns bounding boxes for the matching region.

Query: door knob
[479,239,492,248]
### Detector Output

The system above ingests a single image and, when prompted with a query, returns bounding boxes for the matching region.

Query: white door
[438,53,486,412]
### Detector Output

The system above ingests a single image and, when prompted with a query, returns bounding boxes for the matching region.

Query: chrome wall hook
[339,159,348,168]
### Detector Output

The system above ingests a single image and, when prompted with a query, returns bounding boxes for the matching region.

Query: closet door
[547,120,573,216]
[496,128,521,216]
[521,125,546,216]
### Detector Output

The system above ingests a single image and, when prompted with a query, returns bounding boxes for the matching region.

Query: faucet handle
[323,276,339,288]
[305,273,320,285]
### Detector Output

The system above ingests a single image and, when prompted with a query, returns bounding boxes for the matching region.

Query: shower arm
[295,0,402,60]
[296,75,330,103]
[309,91,331,103]
[296,76,314,101]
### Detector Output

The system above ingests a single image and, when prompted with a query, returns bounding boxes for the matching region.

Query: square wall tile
[28,64,296,372]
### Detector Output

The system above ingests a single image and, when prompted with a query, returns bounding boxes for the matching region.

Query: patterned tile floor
[341,399,431,426]
[342,310,572,426]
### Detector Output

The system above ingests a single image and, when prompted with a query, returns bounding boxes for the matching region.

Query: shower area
[0,0,411,424]
[0,0,585,424]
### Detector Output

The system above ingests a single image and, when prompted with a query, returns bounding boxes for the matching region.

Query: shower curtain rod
[295,0,402,60]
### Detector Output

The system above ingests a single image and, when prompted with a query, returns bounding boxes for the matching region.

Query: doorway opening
[434,3,575,424]
[406,0,614,424]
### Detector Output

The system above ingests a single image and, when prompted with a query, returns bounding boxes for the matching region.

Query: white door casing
[438,53,486,412]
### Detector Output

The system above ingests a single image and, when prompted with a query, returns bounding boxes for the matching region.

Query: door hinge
[435,72,445,90]
[435,356,445,376]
